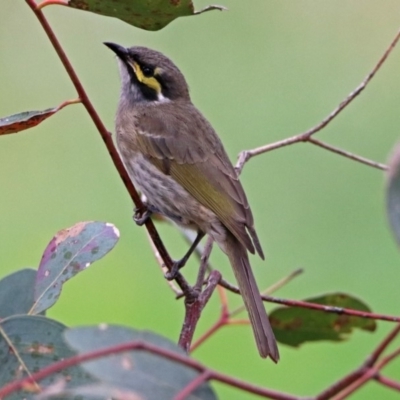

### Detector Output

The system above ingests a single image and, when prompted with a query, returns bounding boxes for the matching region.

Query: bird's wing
[134,102,263,257]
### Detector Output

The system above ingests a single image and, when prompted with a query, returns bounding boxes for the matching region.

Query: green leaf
[64,325,217,400]
[30,221,120,315]
[68,0,226,31]
[387,143,400,245]
[0,269,37,318]
[0,107,59,136]
[0,315,96,400]
[270,293,377,347]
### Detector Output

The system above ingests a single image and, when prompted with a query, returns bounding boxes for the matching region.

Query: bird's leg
[166,231,205,280]
[133,205,152,226]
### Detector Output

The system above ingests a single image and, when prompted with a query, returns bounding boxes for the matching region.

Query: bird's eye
[142,65,154,77]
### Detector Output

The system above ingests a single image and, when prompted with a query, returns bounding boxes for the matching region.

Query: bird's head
[104,42,190,104]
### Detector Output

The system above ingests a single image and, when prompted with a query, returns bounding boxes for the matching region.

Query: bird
[104,42,279,362]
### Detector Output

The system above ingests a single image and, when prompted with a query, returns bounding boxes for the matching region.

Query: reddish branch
[315,324,400,399]
[0,340,297,400]
[218,277,400,323]
[374,375,400,392]
[179,270,221,353]
[24,0,193,294]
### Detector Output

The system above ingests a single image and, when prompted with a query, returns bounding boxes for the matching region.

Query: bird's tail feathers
[224,234,279,361]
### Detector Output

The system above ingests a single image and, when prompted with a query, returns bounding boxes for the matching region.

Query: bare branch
[309,138,388,170]
[375,375,400,392]
[24,0,198,294]
[219,278,400,323]
[36,0,68,9]
[236,28,400,173]
[0,339,299,400]
[194,236,214,291]
[365,323,400,366]
[316,325,400,400]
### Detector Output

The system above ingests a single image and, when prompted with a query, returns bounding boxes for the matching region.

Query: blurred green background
[1,1,400,398]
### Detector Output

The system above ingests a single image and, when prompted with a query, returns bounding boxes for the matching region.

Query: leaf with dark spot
[270,293,376,347]
[68,0,226,31]
[64,325,217,400]
[0,315,96,400]
[30,221,119,315]
[0,100,77,136]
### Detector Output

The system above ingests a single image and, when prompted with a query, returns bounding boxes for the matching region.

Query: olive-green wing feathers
[135,102,263,258]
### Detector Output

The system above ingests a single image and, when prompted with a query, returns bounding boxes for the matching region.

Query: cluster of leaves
[0,222,217,399]
[0,218,385,399]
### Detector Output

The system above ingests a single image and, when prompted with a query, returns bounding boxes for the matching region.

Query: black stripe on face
[125,61,159,102]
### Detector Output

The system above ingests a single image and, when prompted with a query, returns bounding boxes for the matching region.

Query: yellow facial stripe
[130,61,161,94]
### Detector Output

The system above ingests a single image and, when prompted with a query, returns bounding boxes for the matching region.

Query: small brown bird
[105,42,279,362]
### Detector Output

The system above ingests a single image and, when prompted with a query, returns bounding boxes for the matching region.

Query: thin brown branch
[36,0,68,9]
[219,278,400,323]
[316,325,400,400]
[0,340,297,400]
[209,370,300,400]
[375,374,400,392]
[194,236,214,291]
[179,270,221,353]
[308,138,388,170]
[365,323,400,366]
[146,229,183,296]
[315,369,366,400]
[24,0,197,293]
[260,295,400,323]
[235,28,400,173]
[190,300,229,352]
[331,346,400,400]
[175,371,212,400]
[57,97,81,110]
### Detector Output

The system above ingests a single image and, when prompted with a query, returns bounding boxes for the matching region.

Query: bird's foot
[165,258,187,280]
[133,206,152,226]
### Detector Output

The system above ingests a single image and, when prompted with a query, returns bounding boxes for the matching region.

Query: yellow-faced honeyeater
[105,43,279,362]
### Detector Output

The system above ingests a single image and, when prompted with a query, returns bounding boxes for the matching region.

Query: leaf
[64,325,217,400]
[0,99,77,136]
[68,0,226,31]
[30,221,120,315]
[0,269,37,318]
[270,293,377,347]
[0,315,96,400]
[387,143,400,245]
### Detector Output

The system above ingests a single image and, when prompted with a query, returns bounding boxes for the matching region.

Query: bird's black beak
[104,42,128,61]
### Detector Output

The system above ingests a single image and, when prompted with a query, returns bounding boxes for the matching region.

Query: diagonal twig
[236,28,400,173]
[219,277,400,323]
[308,138,388,170]
[25,0,194,293]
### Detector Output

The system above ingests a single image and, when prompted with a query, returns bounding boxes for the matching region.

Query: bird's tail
[224,234,279,362]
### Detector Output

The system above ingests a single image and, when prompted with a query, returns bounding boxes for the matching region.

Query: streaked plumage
[105,43,279,361]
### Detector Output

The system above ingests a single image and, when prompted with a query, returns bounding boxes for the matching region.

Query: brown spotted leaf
[0,315,96,400]
[68,0,226,31]
[64,325,217,400]
[0,100,76,136]
[270,293,376,347]
[0,108,58,135]
[30,221,120,315]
